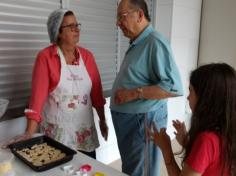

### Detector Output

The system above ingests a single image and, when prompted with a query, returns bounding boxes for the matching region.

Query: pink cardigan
[25,44,105,122]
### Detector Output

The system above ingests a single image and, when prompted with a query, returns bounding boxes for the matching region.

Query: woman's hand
[95,108,108,141]
[1,119,38,149]
[1,133,32,149]
[99,120,108,141]
[172,120,187,146]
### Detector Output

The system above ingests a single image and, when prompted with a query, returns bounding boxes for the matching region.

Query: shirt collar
[130,24,153,46]
[51,44,81,65]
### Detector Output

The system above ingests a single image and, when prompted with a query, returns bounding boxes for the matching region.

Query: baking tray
[8,135,77,172]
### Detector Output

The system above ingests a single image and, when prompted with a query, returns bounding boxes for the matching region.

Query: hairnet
[47,8,71,43]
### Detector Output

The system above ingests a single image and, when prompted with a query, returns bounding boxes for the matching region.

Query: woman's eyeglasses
[60,23,82,31]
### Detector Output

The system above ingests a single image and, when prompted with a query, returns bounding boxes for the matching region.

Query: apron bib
[40,47,99,152]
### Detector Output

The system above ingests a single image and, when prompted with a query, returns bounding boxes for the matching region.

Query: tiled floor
[108,139,182,176]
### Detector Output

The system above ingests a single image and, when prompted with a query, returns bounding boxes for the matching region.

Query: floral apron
[40,47,99,152]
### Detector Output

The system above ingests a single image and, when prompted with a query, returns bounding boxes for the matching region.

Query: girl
[148,63,236,176]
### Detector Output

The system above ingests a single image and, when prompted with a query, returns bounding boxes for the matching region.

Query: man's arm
[114,85,177,104]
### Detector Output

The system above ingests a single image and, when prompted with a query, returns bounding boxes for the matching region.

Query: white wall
[155,0,202,137]
[198,0,236,67]
[154,0,173,40]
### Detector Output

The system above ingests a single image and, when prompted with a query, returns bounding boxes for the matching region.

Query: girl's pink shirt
[186,132,229,175]
[26,44,105,122]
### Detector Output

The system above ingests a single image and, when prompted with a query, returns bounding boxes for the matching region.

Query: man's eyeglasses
[117,10,137,22]
[60,23,82,31]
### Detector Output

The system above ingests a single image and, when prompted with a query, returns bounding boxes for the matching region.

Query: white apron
[40,47,99,152]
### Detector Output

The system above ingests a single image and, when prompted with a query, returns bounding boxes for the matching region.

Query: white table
[10,151,128,176]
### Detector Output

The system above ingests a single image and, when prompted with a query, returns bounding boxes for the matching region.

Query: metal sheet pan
[8,135,77,172]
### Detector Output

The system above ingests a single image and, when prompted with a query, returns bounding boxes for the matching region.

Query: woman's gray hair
[47,8,72,43]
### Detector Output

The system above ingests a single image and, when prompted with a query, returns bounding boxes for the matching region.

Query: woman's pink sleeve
[25,51,50,122]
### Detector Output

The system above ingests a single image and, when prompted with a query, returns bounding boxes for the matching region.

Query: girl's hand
[147,122,171,150]
[172,120,187,146]
[152,123,171,150]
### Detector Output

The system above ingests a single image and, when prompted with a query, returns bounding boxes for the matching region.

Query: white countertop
[8,150,128,176]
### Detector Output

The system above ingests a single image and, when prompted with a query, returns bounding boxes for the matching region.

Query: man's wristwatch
[136,87,143,99]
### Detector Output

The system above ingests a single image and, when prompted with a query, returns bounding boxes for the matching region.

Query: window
[0,0,154,121]
[0,0,60,121]
[67,0,117,96]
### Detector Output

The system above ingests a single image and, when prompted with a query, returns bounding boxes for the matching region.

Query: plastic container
[79,164,92,176]
[0,150,14,176]
[94,172,106,176]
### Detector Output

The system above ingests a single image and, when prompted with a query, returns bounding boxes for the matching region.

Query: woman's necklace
[58,47,81,95]
[65,53,77,65]
[59,45,78,65]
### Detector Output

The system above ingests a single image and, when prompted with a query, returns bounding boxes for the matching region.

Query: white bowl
[0,99,9,118]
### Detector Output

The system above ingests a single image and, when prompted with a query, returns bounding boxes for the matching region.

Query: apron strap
[57,46,67,66]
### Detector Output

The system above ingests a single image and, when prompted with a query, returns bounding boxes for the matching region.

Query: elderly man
[110,0,183,175]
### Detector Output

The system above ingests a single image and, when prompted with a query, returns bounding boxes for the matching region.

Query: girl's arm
[180,164,201,176]
[151,127,181,176]
[150,124,201,176]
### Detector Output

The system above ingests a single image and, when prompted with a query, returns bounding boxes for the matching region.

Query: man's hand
[114,88,137,104]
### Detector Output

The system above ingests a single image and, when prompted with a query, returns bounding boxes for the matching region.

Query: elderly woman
[24,9,108,159]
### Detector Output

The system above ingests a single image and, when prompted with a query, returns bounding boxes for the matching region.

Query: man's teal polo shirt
[110,24,183,113]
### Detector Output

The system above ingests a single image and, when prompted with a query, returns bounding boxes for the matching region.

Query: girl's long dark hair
[183,63,236,175]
